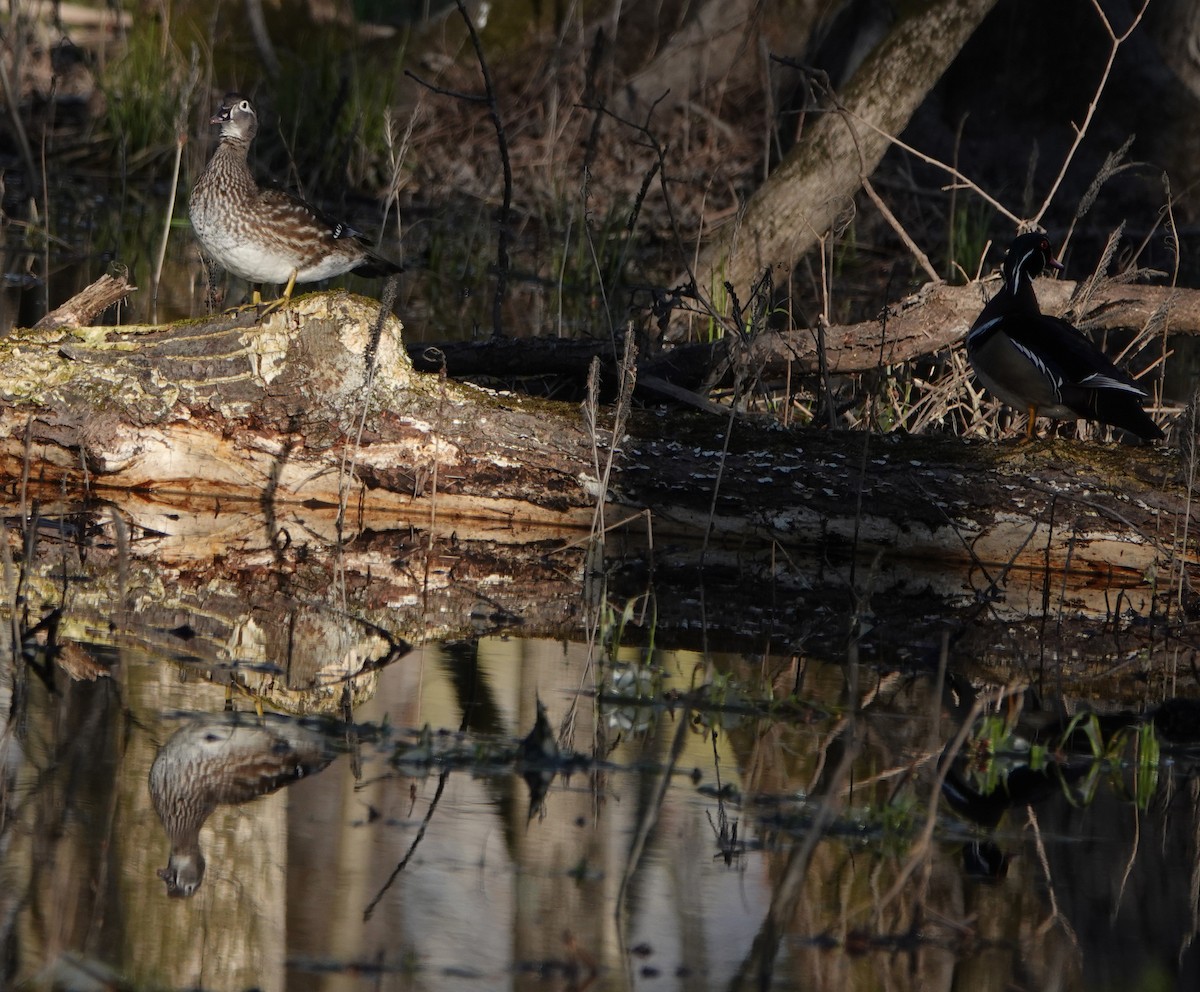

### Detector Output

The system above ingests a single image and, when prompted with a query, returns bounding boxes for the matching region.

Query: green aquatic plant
[874,795,920,857]
[962,710,1028,798]
[599,594,658,664]
[946,196,991,283]
[1130,720,1161,810]
[1059,711,1104,756]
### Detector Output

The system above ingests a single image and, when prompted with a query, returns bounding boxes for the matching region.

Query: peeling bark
[0,293,598,528]
[32,273,137,331]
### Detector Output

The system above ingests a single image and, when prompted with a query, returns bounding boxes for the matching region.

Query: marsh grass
[946,196,991,284]
[270,41,412,195]
[100,13,198,170]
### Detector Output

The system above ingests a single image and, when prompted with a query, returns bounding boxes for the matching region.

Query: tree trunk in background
[619,0,781,114]
[1147,0,1200,101]
[694,0,998,306]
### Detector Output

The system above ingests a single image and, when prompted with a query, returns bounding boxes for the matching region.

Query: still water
[2,498,1198,991]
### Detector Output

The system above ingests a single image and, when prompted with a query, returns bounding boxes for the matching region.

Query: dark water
[1,499,1198,992]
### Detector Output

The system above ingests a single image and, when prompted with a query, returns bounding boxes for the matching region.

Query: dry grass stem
[1067,223,1125,320]
[1059,134,1136,256]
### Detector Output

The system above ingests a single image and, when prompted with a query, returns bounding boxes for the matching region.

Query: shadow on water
[1,497,1200,990]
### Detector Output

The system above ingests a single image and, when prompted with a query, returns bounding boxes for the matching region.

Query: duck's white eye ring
[239,100,251,112]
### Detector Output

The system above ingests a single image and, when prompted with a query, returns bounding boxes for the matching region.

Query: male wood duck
[966,232,1162,440]
[189,94,401,313]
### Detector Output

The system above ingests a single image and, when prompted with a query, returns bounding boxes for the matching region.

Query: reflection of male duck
[149,713,335,897]
[941,697,1200,880]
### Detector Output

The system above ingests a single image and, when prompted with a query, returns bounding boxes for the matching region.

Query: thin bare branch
[1030,0,1151,224]
[862,177,940,283]
[842,108,1021,226]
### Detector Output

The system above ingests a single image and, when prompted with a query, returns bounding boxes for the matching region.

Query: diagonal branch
[1030,0,1151,225]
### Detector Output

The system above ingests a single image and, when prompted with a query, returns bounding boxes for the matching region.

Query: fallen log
[411,277,1194,391]
[0,293,598,529]
[0,290,1189,589]
[746,277,1191,375]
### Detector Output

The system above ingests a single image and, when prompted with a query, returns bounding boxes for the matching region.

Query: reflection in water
[518,696,560,819]
[930,692,1200,986]
[6,621,1200,989]
[149,712,335,897]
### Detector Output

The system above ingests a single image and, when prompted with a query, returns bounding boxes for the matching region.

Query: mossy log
[0,293,597,532]
[0,290,1189,594]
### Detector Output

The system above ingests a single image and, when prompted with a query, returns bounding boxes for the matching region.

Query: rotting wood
[0,292,599,529]
[0,291,1190,588]
[613,413,1185,582]
[32,272,137,331]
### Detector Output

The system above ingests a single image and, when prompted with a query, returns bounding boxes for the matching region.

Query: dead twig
[1030,0,1151,226]
[32,274,137,331]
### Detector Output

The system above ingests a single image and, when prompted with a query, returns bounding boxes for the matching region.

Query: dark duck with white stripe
[966,232,1162,441]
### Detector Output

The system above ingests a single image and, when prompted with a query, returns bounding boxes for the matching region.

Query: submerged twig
[362,766,451,921]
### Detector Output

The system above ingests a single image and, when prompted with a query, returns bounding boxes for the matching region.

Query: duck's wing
[254,186,401,274]
[1003,313,1146,396]
[1019,316,1163,439]
[249,185,361,254]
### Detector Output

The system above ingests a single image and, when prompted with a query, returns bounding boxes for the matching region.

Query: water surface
[2,504,1197,991]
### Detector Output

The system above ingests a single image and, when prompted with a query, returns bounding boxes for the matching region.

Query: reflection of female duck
[149,713,335,897]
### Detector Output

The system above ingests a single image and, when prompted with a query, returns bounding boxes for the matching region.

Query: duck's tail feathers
[1087,392,1164,441]
[353,247,404,278]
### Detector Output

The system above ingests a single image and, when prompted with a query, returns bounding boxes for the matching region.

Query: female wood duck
[966,232,1163,440]
[190,94,401,313]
